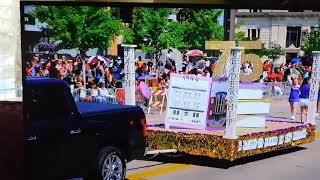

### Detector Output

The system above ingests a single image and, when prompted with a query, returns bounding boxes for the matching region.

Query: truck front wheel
[97,147,126,180]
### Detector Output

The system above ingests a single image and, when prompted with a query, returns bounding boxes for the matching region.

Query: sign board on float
[238,128,307,151]
[165,73,212,130]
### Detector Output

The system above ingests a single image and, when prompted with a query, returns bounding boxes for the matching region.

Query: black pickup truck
[25,77,147,180]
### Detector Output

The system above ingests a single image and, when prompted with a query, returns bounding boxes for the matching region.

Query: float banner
[165,73,212,130]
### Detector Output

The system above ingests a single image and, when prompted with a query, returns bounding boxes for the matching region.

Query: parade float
[145,42,320,161]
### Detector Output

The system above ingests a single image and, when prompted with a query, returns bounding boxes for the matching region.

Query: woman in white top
[97,83,109,103]
[90,84,99,102]
[75,82,87,102]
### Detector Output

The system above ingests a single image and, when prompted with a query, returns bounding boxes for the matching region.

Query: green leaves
[266,43,284,61]
[177,9,224,50]
[33,6,126,53]
[33,6,224,57]
[303,30,320,54]
[132,8,173,55]
[131,8,224,57]
[247,43,284,62]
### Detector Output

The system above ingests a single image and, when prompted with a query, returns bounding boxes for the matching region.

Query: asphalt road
[126,140,320,180]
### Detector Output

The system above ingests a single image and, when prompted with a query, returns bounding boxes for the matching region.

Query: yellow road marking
[126,164,193,180]
[315,132,320,139]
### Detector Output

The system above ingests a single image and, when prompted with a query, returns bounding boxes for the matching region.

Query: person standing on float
[288,77,300,120]
[299,78,311,122]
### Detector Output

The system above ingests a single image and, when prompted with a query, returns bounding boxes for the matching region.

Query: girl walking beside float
[299,78,311,122]
[288,77,300,120]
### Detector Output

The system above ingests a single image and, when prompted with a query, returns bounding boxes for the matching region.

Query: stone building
[235,10,320,65]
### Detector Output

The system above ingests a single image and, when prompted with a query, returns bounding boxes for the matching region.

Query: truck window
[29,86,70,121]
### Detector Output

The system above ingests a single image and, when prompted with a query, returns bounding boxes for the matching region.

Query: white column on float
[306,51,320,125]
[121,44,137,105]
[225,47,243,139]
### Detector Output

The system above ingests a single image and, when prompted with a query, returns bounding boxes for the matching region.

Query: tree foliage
[234,31,248,42]
[234,19,248,43]
[266,43,285,61]
[131,8,224,59]
[303,29,320,54]
[177,8,224,50]
[247,43,284,62]
[131,8,177,59]
[33,6,128,55]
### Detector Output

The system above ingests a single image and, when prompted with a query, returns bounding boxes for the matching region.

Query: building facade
[235,10,320,65]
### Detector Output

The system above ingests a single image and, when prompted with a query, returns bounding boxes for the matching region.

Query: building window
[286,27,301,48]
[249,9,262,13]
[247,29,260,40]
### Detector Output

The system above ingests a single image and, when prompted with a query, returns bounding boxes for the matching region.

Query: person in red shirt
[275,68,283,82]
[266,69,276,82]
[26,62,32,76]
[262,60,269,71]
[263,60,273,72]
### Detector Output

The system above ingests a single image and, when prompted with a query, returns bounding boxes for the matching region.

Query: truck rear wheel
[97,147,126,180]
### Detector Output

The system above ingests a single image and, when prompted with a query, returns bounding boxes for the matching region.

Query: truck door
[26,85,85,179]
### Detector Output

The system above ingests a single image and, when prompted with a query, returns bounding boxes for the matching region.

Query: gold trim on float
[238,99,272,103]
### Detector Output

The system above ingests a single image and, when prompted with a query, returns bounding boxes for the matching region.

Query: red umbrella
[87,56,109,65]
[186,49,203,57]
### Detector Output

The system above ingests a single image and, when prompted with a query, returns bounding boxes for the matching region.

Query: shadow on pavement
[127,162,167,171]
[140,146,306,169]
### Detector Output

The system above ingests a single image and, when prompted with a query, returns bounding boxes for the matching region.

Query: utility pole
[224,9,236,41]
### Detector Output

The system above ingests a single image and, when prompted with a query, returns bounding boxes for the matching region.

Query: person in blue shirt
[288,77,300,120]
[299,78,311,122]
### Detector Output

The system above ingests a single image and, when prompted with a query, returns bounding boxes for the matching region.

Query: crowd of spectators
[261,59,312,83]
[25,51,216,103]
[259,59,314,96]
[25,50,314,101]
[26,53,125,103]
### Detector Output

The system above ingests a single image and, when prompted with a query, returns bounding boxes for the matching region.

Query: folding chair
[212,92,227,121]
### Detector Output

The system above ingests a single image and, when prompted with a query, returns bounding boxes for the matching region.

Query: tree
[234,31,248,42]
[303,29,320,55]
[132,8,185,61]
[265,43,285,62]
[177,9,224,50]
[233,19,248,43]
[33,6,128,57]
[246,43,284,63]
[131,8,223,61]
